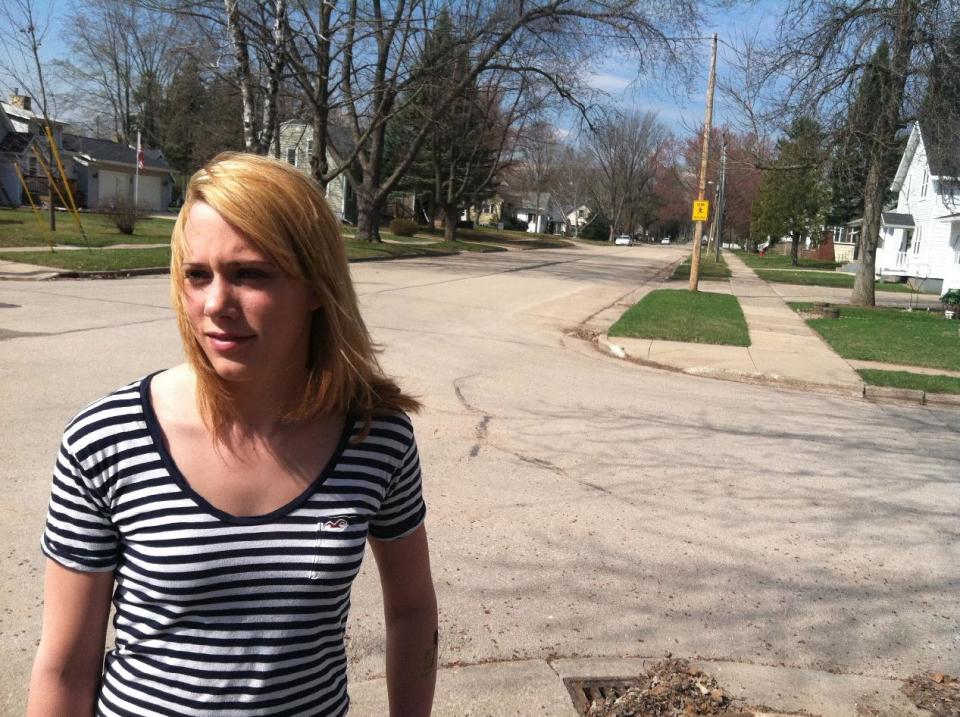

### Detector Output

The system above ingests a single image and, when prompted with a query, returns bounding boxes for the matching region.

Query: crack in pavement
[453,375,494,460]
[0,286,172,311]
[0,316,172,341]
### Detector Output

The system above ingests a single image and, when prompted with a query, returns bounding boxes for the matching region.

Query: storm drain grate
[564,677,636,715]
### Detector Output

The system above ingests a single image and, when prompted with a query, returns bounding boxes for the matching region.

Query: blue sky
[1,0,784,140]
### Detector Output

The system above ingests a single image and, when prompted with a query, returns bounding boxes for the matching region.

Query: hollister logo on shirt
[322,518,349,531]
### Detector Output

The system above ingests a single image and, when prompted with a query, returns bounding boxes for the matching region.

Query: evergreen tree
[828,42,896,224]
[162,57,206,175]
[918,20,960,180]
[391,10,504,240]
[160,61,243,180]
[751,116,831,266]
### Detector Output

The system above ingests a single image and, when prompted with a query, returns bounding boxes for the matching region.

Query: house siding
[877,125,959,294]
[278,122,350,221]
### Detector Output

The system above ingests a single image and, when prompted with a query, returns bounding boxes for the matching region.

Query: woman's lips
[205,332,255,352]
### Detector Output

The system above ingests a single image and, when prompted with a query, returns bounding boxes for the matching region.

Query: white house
[875,122,960,295]
[278,120,356,223]
[505,191,567,235]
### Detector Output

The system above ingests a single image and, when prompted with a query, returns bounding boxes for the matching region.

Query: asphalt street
[1,242,957,715]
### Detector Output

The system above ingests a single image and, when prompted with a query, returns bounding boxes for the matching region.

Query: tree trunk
[852,160,884,305]
[852,0,917,306]
[608,224,615,242]
[443,204,458,242]
[791,233,799,267]
[355,189,382,242]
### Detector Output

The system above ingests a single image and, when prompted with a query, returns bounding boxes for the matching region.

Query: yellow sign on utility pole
[692,200,710,222]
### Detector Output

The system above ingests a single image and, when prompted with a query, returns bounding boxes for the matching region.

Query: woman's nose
[203,276,237,318]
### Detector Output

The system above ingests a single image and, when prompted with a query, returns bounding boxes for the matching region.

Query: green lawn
[610,289,750,346]
[858,369,960,395]
[455,227,571,249]
[0,248,172,271]
[671,252,732,280]
[0,237,502,272]
[0,208,174,248]
[792,303,960,371]
[756,269,915,293]
[736,251,841,271]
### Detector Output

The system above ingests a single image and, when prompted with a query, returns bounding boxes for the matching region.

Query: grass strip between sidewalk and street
[0,238,504,272]
[857,369,960,395]
[735,251,841,271]
[610,289,750,347]
[792,303,960,371]
[756,269,915,292]
[671,252,732,280]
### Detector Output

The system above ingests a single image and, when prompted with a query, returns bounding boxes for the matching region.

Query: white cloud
[586,72,632,93]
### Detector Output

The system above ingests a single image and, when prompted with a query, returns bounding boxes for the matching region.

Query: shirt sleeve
[41,437,120,572]
[369,425,426,541]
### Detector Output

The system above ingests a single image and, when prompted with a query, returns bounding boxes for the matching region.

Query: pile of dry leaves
[586,658,754,717]
[901,672,959,717]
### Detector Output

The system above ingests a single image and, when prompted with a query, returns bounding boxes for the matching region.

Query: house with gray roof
[0,92,174,211]
[874,121,960,296]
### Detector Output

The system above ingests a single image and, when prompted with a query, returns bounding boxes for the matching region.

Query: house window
[286,148,296,166]
[913,226,922,254]
[952,229,960,264]
[28,156,38,176]
[307,139,314,156]
[920,169,928,197]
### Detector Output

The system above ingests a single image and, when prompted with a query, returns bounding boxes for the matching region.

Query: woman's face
[181,202,319,385]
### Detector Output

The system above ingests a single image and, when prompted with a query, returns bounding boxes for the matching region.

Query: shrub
[501,215,527,232]
[105,193,145,235]
[389,218,419,236]
[579,214,611,242]
[941,289,960,307]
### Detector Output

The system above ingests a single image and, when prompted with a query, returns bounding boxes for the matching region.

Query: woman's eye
[237,268,269,280]
[184,269,210,281]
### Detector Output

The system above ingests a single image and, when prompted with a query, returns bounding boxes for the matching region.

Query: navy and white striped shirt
[42,374,426,716]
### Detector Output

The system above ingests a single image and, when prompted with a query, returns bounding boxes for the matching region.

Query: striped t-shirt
[41,373,426,716]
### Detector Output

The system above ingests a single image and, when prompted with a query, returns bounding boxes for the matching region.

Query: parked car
[660,238,671,245]
[614,234,633,246]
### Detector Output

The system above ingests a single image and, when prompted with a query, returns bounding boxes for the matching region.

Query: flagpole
[135,130,140,208]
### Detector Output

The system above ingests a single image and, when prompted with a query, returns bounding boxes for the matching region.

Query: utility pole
[688,33,718,292]
[715,135,727,262]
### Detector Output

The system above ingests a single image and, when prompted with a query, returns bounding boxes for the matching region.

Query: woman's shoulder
[62,369,181,444]
[58,373,156,455]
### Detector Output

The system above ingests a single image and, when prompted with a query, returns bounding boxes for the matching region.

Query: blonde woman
[28,153,438,716]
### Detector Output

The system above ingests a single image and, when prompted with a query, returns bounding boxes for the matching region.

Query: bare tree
[583,109,666,241]
[0,0,60,230]
[56,0,182,145]
[547,143,596,237]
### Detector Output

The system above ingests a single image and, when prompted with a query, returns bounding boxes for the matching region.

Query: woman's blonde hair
[170,152,419,434]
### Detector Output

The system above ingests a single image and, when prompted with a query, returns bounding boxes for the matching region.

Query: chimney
[9,89,32,112]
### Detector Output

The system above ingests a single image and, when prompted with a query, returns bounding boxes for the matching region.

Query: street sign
[692,200,709,222]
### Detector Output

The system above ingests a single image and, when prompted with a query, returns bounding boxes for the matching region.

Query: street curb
[597,334,960,406]
[861,385,925,405]
[861,384,960,407]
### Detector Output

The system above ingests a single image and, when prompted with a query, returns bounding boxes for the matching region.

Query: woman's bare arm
[27,559,113,717]
[369,525,438,717]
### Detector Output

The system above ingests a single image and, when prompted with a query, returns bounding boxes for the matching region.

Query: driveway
[0,243,956,714]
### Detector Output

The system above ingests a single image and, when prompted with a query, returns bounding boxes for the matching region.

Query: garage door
[97,170,130,208]
[96,171,164,210]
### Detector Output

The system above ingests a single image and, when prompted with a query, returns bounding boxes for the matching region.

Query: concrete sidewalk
[598,252,865,395]
[348,656,927,716]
